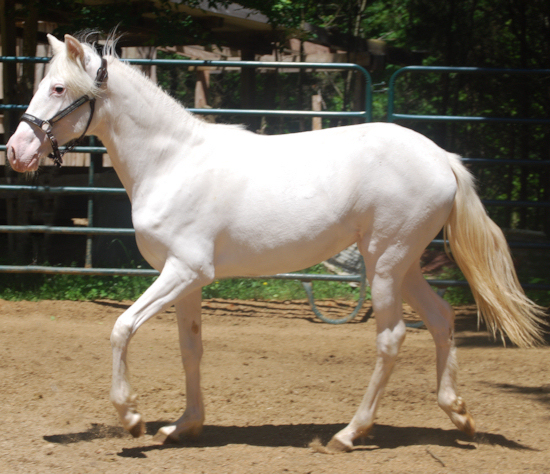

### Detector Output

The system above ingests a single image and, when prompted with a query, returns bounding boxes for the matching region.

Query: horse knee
[377,320,406,360]
[111,317,133,348]
[180,344,203,368]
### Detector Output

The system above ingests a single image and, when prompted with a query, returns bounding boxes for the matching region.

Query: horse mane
[51,32,249,133]
[106,50,249,133]
[72,29,121,58]
[111,54,199,125]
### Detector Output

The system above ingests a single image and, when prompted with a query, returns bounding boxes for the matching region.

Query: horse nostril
[6,144,14,164]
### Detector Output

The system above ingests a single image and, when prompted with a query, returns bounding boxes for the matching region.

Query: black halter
[20,57,108,168]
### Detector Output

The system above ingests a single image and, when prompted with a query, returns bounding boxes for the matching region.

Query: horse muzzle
[6,130,42,172]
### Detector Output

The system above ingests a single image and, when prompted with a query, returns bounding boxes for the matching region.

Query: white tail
[444,154,547,347]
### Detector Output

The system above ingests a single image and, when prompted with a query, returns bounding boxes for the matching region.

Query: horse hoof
[325,437,353,453]
[459,413,476,438]
[128,420,145,438]
[448,397,476,437]
[153,427,179,445]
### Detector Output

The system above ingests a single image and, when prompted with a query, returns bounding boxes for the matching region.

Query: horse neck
[93,58,202,200]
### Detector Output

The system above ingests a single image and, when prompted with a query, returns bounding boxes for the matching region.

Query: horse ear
[47,34,64,56]
[64,34,86,67]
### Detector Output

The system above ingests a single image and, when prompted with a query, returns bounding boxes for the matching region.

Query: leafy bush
[0,272,156,301]
[0,264,362,302]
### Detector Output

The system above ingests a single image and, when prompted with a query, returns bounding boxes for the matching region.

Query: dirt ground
[0,298,548,474]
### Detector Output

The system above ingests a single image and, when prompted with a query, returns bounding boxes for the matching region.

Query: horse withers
[6,34,546,451]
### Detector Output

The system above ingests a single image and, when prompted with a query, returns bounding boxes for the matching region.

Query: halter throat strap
[20,57,108,168]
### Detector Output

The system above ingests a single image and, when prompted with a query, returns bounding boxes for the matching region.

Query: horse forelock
[47,28,124,99]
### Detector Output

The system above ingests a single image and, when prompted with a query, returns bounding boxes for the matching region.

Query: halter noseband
[20,57,108,168]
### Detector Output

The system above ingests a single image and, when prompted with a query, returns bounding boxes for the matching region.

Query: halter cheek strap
[20,57,108,168]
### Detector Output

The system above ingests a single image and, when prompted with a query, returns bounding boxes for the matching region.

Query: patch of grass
[0,272,156,301]
[203,265,364,301]
[4,261,544,307]
[0,264,362,302]
[524,279,550,307]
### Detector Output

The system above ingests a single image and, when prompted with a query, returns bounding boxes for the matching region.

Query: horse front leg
[153,289,205,443]
[110,261,206,437]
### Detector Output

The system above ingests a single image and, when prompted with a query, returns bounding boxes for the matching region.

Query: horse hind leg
[327,254,407,452]
[402,264,475,436]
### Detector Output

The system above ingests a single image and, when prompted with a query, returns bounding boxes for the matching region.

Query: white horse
[6,35,546,451]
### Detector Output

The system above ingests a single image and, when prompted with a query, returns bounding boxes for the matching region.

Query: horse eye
[53,86,65,94]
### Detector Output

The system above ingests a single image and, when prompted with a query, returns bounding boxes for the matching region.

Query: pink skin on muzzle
[6,122,49,172]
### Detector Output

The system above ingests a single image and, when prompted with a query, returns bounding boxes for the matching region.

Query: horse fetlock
[451,396,468,415]
[112,397,144,436]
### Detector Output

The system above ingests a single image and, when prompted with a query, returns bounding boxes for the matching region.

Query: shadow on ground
[485,381,550,407]
[43,421,535,459]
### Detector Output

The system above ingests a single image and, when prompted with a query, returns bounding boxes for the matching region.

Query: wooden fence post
[312,94,322,131]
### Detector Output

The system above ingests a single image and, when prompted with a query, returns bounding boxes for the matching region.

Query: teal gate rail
[387,66,550,291]
[1,59,549,319]
[0,56,373,324]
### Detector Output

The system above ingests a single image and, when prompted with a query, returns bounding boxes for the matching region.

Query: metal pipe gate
[387,66,550,291]
[0,57,373,324]
[1,57,549,323]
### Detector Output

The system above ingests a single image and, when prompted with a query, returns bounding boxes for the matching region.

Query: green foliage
[0,264,361,302]
[0,272,156,302]
[156,50,363,134]
[5,0,550,303]
[435,267,475,306]
[203,264,362,301]
[51,0,211,46]
[372,0,550,233]
[433,265,550,307]
[525,285,550,308]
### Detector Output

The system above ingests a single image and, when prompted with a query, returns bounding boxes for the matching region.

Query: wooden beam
[194,70,210,109]
[312,94,322,131]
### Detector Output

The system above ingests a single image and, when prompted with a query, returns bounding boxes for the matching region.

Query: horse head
[7,35,106,172]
